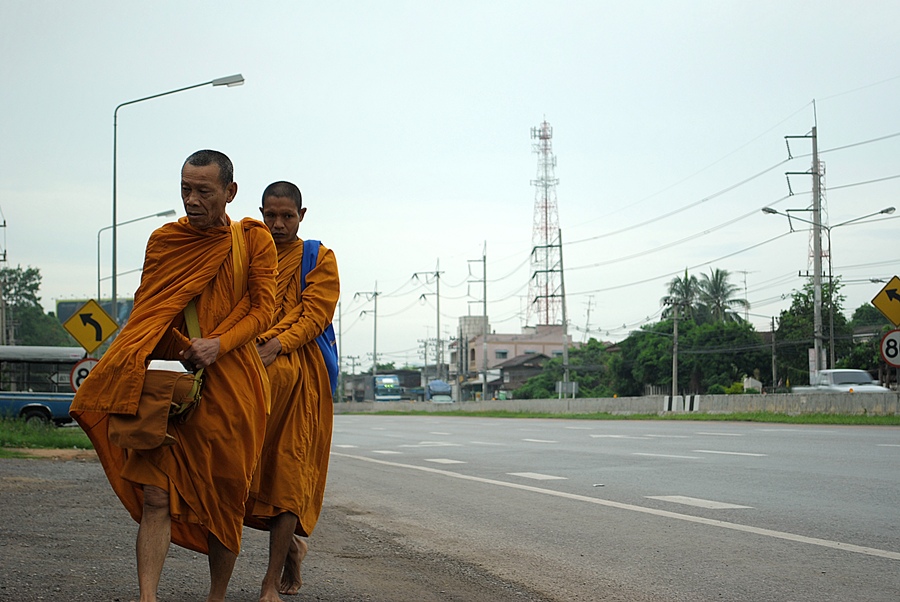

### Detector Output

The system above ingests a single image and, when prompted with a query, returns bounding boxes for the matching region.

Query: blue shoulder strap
[300,239,339,398]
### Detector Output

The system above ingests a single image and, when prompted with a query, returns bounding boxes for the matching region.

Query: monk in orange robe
[246,181,339,601]
[70,150,277,602]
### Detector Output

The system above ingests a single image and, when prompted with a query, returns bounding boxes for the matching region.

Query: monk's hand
[180,337,221,369]
[256,338,282,367]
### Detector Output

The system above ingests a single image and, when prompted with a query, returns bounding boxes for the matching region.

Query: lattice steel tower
[527,120,562,326]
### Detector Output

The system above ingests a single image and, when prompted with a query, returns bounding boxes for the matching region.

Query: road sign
[70,358,100,392]
[881,329,900,369]
[48,372,71,386]
[62,299,119,354]
[871,275,900,327]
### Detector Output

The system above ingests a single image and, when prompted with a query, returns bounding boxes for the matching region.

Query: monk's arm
[211,224,277,356]
[272,246,339,355]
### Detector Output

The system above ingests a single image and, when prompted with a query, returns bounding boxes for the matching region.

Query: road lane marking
[565,426,593,430]
[399,442,462,448]
[878,444,900,447]
[429,432,452,435]
[646,496,752,509]
[644,434,690,438]
[696,432,743,436]
[590,435,650,439]
[523,439,558,443]
[371,450,402,454]
[693,450,767,457]
[508,472,567,480]
[426,459,466,464]
[333,444,358,448]
[470,441,505,446]
[332,452,900,562]
[633,453,700,459]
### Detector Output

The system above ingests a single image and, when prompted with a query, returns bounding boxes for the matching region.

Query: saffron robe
[71,216,277,555]
[246,238,339,536]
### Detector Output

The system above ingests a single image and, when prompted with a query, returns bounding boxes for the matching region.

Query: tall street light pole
[97,209,176,301]
[112,74,244,322]
[762,205,895,370]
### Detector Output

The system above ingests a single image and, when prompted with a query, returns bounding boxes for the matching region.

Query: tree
[0,265,74,346]
[514,338,615,399]
[775,279,851,385]
[661,269,700,321]
[697,268,748,323]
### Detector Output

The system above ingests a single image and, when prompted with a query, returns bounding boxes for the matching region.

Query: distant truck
[366,374,402,401]
[791,369,890,394]
[425,379,454,403]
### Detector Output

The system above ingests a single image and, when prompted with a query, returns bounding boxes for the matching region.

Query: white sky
[2,1,899,369]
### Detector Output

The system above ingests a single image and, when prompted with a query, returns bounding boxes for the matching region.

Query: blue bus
[372,374,402,401]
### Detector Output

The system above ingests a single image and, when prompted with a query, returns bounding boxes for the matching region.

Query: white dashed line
[633,453,700,459]
[425,459,466,464]
[470,441,505,446]
[523,438,558,443]
[646,495,752,509]
[590,435,649,439]
[693,450,767,457]
[644,434,690,438]
[507,472,567,481]
[877,444,900,447]
[398,442,462,448]
[333,444,358,448]
[696,432,743,436]
[371,450,402,455]
[429,431,452,435]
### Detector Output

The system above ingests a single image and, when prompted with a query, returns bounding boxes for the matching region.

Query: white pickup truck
[792,369,890,393]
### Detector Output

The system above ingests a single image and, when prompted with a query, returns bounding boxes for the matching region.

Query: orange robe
[71,216,277,555]
[246,238,339,536]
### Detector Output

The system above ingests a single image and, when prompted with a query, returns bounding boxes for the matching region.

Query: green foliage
[706,384,727,394]
[744,387,760,394]
[514,338,614,399]
[662,267,748,325]
[850,303,892,328]
[0,418,92,450]
[0,266,76,346]
[725,382,744,394]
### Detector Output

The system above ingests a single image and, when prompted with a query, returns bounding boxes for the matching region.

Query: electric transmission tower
[527,119,562,326]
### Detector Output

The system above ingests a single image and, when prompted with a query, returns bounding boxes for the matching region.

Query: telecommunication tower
[527,120,562,326]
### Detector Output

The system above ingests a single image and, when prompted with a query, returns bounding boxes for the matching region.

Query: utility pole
[354,283,380,378]
[583,296,594,343]
[786,126,823,378]
[558,229,570,395]
[481,244,488,400]
[414,260,444,380]
[771,316,777,389]
[671,302,679,399]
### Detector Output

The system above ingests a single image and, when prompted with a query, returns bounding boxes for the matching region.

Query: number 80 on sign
[881,329,900,369]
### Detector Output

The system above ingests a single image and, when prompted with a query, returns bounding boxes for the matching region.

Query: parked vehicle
[426,379,454,403]
[0,345,85,426]
[366,374,402,401]
[791,369,889,393]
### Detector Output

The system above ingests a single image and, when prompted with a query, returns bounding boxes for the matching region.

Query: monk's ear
[298,207,308,223]
[225,181,238,203]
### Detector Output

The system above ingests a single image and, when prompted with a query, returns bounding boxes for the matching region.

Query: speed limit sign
[70,358,99,392]
[881,329,900,368]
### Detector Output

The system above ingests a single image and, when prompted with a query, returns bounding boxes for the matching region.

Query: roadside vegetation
[352,409,900,426]
[0,418,92,458]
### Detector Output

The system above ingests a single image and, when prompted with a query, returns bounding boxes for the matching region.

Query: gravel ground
[0,451,555,602]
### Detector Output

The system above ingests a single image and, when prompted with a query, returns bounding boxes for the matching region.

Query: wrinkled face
[260,195,306,245]
[181,163,237,230]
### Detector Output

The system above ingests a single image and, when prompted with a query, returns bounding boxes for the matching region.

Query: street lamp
[762,205,896,369]
[97,209,176,302]
[112,74,244,322]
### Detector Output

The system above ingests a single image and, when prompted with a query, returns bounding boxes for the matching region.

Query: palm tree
[698,268,748,322]
[661,269,699,320]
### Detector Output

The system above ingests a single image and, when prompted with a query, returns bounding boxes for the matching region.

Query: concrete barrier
[334,391,900,416]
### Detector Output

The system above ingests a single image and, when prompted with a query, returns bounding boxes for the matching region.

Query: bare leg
[137,485,171,602]
[280,535,308,595]
[259,512,298,602]
[208,532,237,602]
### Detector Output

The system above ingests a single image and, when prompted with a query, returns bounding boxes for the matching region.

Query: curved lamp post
[762,205,896,368]
[112,74,244,321]
[97,209,176,301]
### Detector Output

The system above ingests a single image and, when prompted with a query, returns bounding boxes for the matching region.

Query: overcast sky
[2,1,899,369]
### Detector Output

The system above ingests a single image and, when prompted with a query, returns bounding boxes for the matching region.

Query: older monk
[71,149,277,602]
[246,181,339,602]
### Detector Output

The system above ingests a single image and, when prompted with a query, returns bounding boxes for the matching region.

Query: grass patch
[346,409,900,425]
[0,418,93,451]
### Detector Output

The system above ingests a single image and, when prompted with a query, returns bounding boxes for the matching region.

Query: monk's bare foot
[279,536,308,595]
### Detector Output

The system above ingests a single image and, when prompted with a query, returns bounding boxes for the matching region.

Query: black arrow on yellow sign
[79,313,103,341]
[887,288,900,303]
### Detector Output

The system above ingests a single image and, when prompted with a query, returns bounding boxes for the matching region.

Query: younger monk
[246,181,340,601]
[71,150,277,602]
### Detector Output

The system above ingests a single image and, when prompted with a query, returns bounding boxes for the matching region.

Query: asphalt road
[2,416,898,601]
[327,415,900,601]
